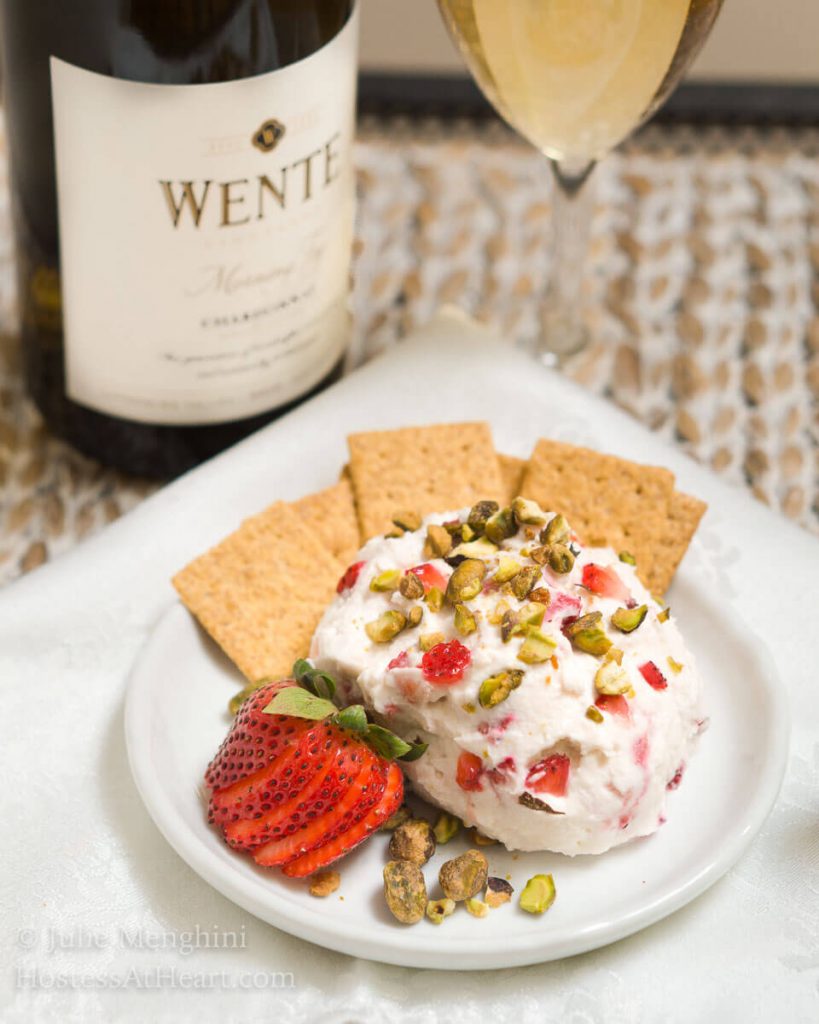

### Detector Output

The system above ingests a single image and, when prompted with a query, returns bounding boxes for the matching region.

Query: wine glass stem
[540,158,596,363]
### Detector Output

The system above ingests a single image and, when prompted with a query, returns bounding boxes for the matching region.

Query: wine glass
[437,0,725,362]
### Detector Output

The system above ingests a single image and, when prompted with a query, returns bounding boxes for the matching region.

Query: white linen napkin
[1,312,815,1023]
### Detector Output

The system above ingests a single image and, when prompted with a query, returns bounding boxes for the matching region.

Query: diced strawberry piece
[525,753,570,797]
[595,694,631,719]
[387,650,409,670]
[477,713,515,743]
[456,751,484,791]
[204,679,300,791]
[633,734,649,767]
[639,660,668,690]
[486,755,516,786]
[667,763,685,790]
[581,563,631,603]
[421,640,471,684]
[336,561,365,594]
[408,563,448,593]
[543,591,581,622]
[253,749,381,867]
[281,763,404,878]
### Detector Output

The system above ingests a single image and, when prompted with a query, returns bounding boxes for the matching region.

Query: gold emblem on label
[252,118,286,153]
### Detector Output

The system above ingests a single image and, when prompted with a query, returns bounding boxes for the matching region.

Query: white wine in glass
[438,0,725,359]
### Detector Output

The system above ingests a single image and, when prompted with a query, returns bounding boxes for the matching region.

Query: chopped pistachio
[611,604,648,633]
[594,655,631,695]
[384,528,405,539]
[308,870,341,898]
[445,558,486,604]
[365,610,407,644]
[485,877,514,908]
[489,598,511,625]
[425,587,445,612]
[494,556,523,584]
[470,829,498,847]
[529,545,550,565]
[657,606,671,623]
[462,701,477,714]
[667,656,684,674]
[370,569,401,592]
[426,898,456,925]
[529,586,552,607]
[478,669,524,708]
[454,603,478,636]
[511,565,541,599]
[517,628,557,664]
[406,605,423,629]
[419,631,445,652]
[511,496,548,525]
[608,647,624,665]
[564,612,612,657]
[618,550,637,566]
[586,705,604,723]
[399,572,425,600]
[383,861,427,924]
[541,513,571,546]
[433,811,462,845]
[439,850,488,902]
[465,898,489,918]
[519,873,556,915]
[467,500,499,536]
[484,507,517,545]
[424,523,452,559]
[547,543,575,574]
[500,609,521,643]
[520,601,547,628]
[392,509,422,533]
[460,523,476,542]
[381,805,411,831]
[450,536,499,560]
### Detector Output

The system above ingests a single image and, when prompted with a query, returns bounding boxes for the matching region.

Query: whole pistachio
[519,873,556,915]
[365,610,407,644]
[389,818,436,865]
[439,850,488,902]
[383,861,427,924]
[399,572,425,600]
[446,558,486,604]
[541,514,571,546]
[478,669,524,709]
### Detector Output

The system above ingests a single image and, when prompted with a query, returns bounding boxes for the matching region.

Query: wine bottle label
[50,8,358,425]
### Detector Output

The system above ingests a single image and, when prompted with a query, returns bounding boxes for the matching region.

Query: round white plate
[125,568,789,970]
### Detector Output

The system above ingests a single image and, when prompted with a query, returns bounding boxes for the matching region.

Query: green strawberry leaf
[292,659,336,701]
[332,704,368,734]
[262,688,336,720]
[364,724,412,761]
[397,739,428,762]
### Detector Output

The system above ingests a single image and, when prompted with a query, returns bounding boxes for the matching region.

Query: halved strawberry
[456,750,484,791]
[253,746,385,867]
[281,762,403,878]
[594,694,631,719]
[581,564,631,603]
[204,679,300,791]
[525,753,570,797]
[408,563,448,593]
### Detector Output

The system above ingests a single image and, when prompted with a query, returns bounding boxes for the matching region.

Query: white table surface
[1,313,816,1024]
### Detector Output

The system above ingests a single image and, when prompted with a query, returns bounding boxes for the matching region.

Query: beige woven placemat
[1,116,817,586]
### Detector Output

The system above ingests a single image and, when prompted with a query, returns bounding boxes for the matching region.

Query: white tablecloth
[1,314,816,1023]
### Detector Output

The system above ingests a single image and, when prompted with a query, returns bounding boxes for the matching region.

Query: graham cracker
[649,491,707,595]
[291,478,361,563]
[173,501,346,682]
[347,422,504,540]
[498,453,527,504]
[520,439,676,592]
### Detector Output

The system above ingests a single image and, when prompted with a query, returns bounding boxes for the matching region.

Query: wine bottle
[0,0,358,477]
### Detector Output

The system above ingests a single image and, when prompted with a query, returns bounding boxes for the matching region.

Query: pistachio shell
[370,569,401,592]
[611,604,648,633]
[478,669,524,708]
[484,507,517,545]
[517,628,558,664]
[365,610,407,644]
[445,558,486,604]
[541,514,571,546]
[519,873,556,915]
[454,603,478,636]
[424,523,452,559]
[511,496,548,525]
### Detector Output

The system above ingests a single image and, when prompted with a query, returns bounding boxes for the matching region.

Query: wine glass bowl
[437,0,725,359]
